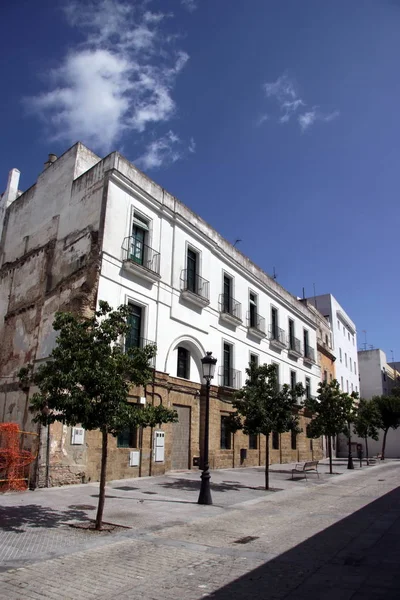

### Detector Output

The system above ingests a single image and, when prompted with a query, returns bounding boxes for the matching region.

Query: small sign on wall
[71,427,85,445]
[129,450,140,467]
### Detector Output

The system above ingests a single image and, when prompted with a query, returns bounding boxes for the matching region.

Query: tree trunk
[328,434,333,474]
[95,429,108,530]
[381,428,388,460]
[365,437,369,465]
[265,433,270,490]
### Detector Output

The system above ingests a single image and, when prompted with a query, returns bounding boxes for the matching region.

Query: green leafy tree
[19,301,178,530]
[353,399,382,464]
[229,362,304,490]
[305,380,350,474]
[373,394,400,460]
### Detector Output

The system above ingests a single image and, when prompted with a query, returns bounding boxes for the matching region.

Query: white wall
[99,167,321,394]
[308,294,359,394]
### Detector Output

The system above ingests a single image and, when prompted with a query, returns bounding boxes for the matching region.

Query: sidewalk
[0,460,399,599]
[0,458,383,571]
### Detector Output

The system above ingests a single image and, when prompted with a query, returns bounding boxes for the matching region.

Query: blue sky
[1,0,399,359]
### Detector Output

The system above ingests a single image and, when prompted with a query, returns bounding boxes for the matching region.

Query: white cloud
[136,130,184,170]
[189,137,196,153]
[27,0,190,154]
[181,0,198,12]
[261,72,339,132]
[298,108,340,132]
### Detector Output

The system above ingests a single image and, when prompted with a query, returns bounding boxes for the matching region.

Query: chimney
[43,153,57,170]
[2,168,21,208]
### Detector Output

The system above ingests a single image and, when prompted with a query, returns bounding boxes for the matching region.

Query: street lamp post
[347,421,354,470]
[198,351,217,505]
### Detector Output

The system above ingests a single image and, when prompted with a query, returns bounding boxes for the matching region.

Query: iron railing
[124,336,156,366]
[218,366,241,389]
[247,311,266,334]
[122,237,160,275]
[219,294,242,321]
[268,325,286,346]
[180,270,210,302]
[304,345,316,362]
[288,336,302,355]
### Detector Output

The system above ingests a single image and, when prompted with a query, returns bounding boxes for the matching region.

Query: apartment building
[0,143,323,486]
[306,294,358,395]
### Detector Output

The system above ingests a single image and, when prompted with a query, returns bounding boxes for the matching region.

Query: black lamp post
[347,422,354,470]
[198,351,217,505]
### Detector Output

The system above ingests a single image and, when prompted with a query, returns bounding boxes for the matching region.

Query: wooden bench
[291,460,320,480]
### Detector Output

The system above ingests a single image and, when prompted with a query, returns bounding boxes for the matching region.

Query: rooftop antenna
[273,267,278,280]
[233,239,242,248]
[313,283,317,309]
[302,287,305,300]
[361,330,367,351]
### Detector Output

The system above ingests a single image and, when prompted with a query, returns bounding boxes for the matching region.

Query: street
[1,461,399,599]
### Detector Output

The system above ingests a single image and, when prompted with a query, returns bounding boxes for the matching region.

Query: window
[303,329,309,354]
[220,415,231,449]
[117,425,139,448]
[330,373,333,382]
[349,357,352,371]
[130,212,149,266]
[355,386,358,393]
[343,325,345,335]
[352,336,355,346]
[354,362,357,375]
[339,348,342,362]
[351,383,354,393]
[325,334,329,346]
[250,353,259,367]
[290,370,297,390]
[177,347,190,379]
[324,370,328,383]
[291,429,297,450]
[383,368,386,382]
[271,307,278,338]
[249,292,257,328]
[223,343,233,387]
[288,318,295,348]
[186,248,198,293]
[272,431,279,450]
[341,376,344,390]
[272,363,280,388]
[305,377,311,399]
[337,319,340,330]
[345,353,347,367]
[223,274,232,313]
[126,304,142,350]
[346,380,349,393]
[249,434,258,450]
[348,332,350,341]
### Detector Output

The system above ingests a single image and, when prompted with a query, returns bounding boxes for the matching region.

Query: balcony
[247,311,266,339]
[218,366,242,390]
[122,237,160,283]
[219,294,242,326]
[180,270,210,308]
[124,336,156,367]
[268,325,287,350]
[304,345,316,364]
[287,336,302,359]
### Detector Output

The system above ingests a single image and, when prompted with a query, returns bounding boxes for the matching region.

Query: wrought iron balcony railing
[247,311,266,336]
[219,294,242,323]
[304,345,316,363]
[122,237,160,276]
[268,325,287,348]
[180,270,210,305]
[288,336,302,356]
[124,336,156,366]
[218,366,242,390]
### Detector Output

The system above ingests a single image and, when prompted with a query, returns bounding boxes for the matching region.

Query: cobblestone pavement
[1,461,400,599]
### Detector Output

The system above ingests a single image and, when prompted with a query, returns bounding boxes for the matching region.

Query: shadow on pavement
[206,486,400,599]
[0,505,89,533]
[159,478,271,493]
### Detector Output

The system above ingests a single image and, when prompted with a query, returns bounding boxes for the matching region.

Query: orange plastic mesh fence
[0,423,36,491]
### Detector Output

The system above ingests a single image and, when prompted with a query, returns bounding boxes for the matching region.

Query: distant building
[359,349,400,399]
[305,294,358,396]
[354,349,400,458]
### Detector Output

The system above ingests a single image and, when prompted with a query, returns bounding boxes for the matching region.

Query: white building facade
[306,294,358,395]
[0,143,323,485]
